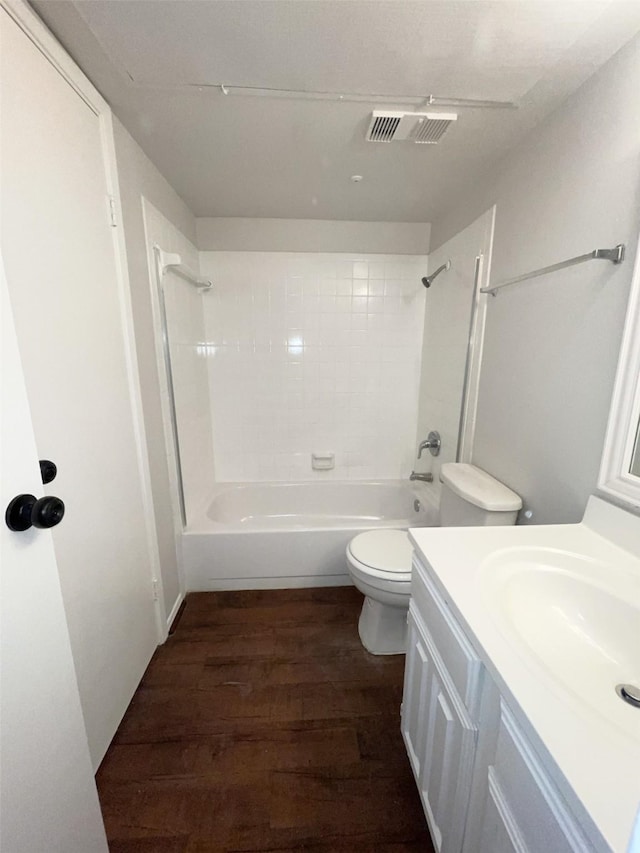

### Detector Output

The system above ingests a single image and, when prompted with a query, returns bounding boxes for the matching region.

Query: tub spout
[409,471,433,483]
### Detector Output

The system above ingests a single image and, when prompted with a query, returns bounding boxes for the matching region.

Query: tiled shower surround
[199,252,427,482]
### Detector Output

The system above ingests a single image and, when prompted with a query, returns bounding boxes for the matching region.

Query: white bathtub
[182,480,438,590]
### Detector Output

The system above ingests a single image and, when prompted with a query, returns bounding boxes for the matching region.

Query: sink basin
[479,547,640,742]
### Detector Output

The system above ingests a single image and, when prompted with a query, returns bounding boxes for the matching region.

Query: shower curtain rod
[155,246,213,289]
[480,244,625,296]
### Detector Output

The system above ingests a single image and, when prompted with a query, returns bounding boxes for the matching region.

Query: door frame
[1,0,167,643]
[141,199,190,617]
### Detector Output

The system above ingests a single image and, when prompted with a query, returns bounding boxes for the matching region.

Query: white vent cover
[367,111,405,142]
[366,110,457,144]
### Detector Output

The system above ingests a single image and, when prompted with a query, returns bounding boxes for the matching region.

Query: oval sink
[479,547,640,741]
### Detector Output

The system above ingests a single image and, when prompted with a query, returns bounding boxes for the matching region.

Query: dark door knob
[39,460,57,484]
[5,493,65,532]
[31,495,65,529]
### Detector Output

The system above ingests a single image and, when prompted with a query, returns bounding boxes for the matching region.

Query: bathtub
[182,480,438,590]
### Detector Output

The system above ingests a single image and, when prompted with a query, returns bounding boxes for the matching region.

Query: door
[404,608,477,853]
[1,264,108,852]
[402,617,430,781]
[420,651,475,853]
[0,3,159,767]
[476,703,594,853]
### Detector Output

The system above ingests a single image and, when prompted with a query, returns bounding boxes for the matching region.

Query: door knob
[39,460,57,484]
[5,493,65,532]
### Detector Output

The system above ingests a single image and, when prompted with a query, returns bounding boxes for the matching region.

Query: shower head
[422,260,451,288]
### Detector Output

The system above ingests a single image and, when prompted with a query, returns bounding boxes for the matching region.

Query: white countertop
[409,496,640,853]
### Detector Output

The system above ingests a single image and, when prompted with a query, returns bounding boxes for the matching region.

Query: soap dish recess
[312,453,335,471]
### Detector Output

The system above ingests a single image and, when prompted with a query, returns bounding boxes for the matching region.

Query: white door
[1,265,108,852]
[476,705,593,853]
[0,3,159,767]
[402,617,430,781]
[404,609,477,853]
[420,653,476,853]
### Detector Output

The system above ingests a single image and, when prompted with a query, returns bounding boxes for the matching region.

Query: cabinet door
[476,767,528,853]
[402,617,430,782]
[403,608,477,853]
[475,701,595,853]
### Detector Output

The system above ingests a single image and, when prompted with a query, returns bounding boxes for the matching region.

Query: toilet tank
[439,463,522,526]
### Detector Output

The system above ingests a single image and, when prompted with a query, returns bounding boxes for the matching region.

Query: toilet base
[358,595,408,655]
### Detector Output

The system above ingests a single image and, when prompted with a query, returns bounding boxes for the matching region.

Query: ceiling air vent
[367,111,404,142]
[411,113,457,144]
[366,110,457,144]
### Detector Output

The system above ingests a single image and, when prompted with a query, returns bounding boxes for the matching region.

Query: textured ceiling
[33,0,640,222]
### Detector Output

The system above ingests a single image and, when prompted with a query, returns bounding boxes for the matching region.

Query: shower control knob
[418,430,441,458]
[5,493,65,532]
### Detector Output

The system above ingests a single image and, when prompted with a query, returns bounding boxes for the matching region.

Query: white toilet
[346,463,522,655]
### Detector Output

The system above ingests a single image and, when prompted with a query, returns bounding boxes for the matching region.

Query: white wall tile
[200,251,426,482]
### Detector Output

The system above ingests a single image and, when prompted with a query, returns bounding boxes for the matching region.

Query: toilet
[346,463,522,654]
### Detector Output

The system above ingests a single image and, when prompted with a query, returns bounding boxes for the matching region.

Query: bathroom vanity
[403,497,640,853]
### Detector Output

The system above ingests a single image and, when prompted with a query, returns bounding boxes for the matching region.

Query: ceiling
[32,0,640,223]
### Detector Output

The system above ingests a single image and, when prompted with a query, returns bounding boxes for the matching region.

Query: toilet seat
[347,529,413,582]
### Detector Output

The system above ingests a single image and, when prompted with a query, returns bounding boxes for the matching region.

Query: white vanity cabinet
[467,691,596,853]
[402,606,477,853]
[404,555,598,853]
[402,558,484,853]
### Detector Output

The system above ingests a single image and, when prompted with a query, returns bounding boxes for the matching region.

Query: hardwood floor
[96,587,434,852]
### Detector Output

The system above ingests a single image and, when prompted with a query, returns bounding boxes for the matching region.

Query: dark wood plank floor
[96,587,434,852]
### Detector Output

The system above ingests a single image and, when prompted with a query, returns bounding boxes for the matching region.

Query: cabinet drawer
[412,555,483,718]
[481,700,594,853]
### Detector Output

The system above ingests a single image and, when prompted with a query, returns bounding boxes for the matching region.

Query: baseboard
[166,592,185,632]
[192,573,352,591]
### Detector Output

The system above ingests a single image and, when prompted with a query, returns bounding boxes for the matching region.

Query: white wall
[113,120,197,621]
[197,217,430,255]
[429,34,640,524]
[200,252,427,481]
[143,203,215,531]
[414,209,495,499]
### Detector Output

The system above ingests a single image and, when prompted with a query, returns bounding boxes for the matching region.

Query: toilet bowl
[347,463,523,655]
[346,528,413,655]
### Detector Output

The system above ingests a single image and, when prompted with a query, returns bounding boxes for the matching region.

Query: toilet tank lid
[440,463,522,512]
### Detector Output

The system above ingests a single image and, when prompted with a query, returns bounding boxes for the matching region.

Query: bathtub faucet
[409,471,433,483]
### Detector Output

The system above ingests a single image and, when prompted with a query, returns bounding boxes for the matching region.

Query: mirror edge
[597,227,640,512]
